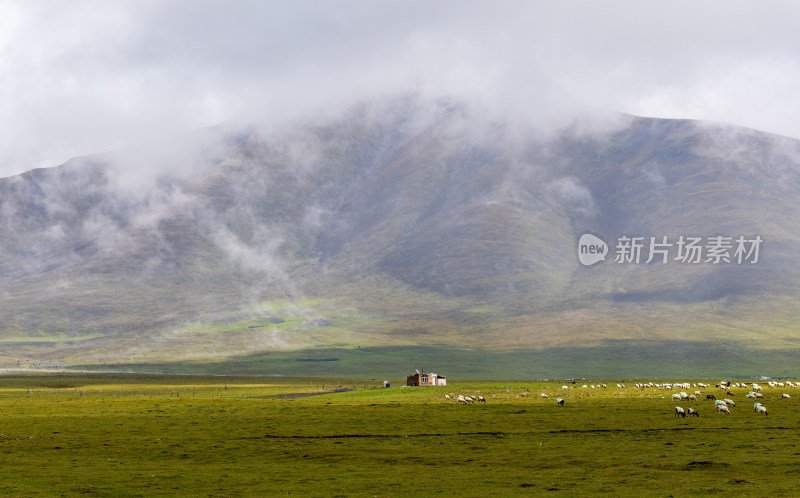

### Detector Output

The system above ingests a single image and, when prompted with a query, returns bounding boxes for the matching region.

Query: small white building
[406,371,446,386]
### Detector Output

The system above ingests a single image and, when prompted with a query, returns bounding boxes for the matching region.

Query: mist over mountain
[1,95,799,375]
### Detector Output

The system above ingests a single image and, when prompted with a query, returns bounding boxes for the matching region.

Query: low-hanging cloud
[547,176,597,217]
[3,1,800,178]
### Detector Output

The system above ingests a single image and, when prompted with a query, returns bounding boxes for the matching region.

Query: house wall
[406,373,447,386]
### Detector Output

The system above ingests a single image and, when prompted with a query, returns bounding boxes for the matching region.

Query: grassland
[69,341,800,380]
[0,372,797,496]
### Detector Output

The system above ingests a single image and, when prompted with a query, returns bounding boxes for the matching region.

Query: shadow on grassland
[67,339,798,380]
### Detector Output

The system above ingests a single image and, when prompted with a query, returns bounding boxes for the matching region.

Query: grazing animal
[756,405,768,416]
[556,398,564,406]
[727,391,735,396]
[477,396,486,403]
[716,403,731,415]
[706,394,716,401]
[782,393,791,398]
[540,393,548,398]
[723,399,735,406]
[674,406,686,418]
[687,408,699,417]
[753,402,762,411]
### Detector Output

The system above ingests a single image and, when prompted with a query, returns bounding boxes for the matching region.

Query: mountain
[1,96,799,377]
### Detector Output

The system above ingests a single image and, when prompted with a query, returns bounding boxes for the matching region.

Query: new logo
[578,233,608,266]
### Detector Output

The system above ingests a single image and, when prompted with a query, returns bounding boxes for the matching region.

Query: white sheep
[716,403,731,415]
[674,406,686,418]
[756,405,768,416]
[687,408,699,417]
[782,393,791,398]
[723,399,735,407]
[540,393,548,398]
[556,398,565,406]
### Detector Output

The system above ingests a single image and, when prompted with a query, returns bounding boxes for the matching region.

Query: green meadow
[0,373,798,496]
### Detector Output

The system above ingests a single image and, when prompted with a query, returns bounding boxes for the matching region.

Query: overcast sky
[2,0,800,177]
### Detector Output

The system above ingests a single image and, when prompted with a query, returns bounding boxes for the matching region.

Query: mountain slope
[1,97,799,375]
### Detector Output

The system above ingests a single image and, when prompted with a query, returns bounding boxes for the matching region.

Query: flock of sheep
[671,380,791,417]
[443,379,794,418]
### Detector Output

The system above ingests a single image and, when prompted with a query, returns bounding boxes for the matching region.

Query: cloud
[547,176,597,217]
[3,1,800,178]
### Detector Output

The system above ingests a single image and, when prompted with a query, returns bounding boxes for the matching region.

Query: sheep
[753,402,762,411]
[540,393,548,398]
[477,396,486,403]
[687,408,699,417]
[756,405,768,416]
[445,395,450,400]
[716,403,731,415]
[674,406,686,418]
[782,393,791,399]
[671,393,682,401]
[706,394,716,401]
[688,394,697,401]
[556,398,565,406]
[723,399,735,407]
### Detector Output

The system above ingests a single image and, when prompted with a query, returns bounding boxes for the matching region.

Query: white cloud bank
[2,0,800,177]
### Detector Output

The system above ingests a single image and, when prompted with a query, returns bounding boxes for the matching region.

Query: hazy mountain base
[12,288,800,379]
